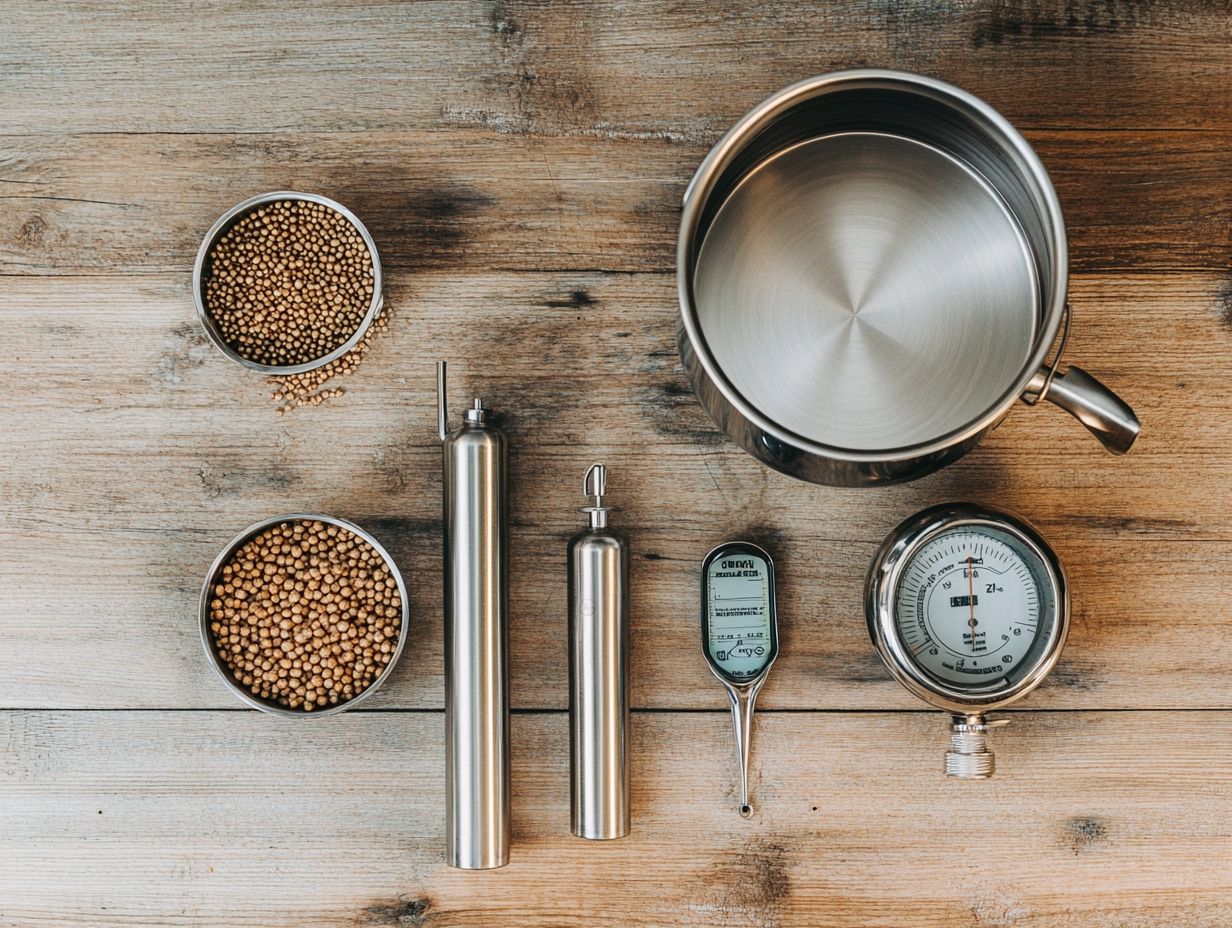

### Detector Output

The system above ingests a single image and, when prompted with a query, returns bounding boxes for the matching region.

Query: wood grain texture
[2,271,1230,711]
[2,711,1230,927]
[2,1,1230,136]
[1,129,1230,275]
[3,1,1231,923]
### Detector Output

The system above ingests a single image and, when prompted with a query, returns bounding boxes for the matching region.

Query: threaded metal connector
[944,714,1007,779]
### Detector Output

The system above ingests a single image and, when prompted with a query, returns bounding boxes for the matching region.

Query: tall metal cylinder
[438,361,510,870]
[568,463,630,840]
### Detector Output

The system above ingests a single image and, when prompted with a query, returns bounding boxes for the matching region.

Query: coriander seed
[207,518,405,713]
[202,198,376,367]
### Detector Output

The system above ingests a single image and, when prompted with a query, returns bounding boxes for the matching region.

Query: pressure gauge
[866,503,1069,778]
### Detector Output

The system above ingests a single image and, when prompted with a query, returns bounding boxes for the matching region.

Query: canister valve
[581,463,609,529]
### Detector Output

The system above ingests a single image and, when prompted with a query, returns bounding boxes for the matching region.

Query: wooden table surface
[3,2,1231,925]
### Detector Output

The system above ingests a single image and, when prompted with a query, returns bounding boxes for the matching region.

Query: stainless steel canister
[437,362,510,870]
[568,464,630,840]
[677,70,1140,486]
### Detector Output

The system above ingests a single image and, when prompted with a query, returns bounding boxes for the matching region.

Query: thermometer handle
[726,681,761,818]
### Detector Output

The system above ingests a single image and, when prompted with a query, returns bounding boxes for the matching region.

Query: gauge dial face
[703,545,777,683]
[893,525,1056,692]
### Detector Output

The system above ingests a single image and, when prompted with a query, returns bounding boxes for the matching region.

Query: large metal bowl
[199,513,409,718]
[192,191,385,375]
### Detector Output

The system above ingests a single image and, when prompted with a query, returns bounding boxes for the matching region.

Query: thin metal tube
[568,464,630,839]
[726,683,761,818]
[440,364,510,870]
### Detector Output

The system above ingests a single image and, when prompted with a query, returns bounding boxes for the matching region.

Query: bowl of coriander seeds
[193,192,383,374]
[200,514,408,716]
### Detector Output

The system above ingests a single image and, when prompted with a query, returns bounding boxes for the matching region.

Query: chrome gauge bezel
[865,503,1069,714]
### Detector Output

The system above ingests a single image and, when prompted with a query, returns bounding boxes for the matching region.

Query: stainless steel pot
[677,70,1140,486]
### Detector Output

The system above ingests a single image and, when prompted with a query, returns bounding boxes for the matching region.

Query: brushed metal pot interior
[678,70,1139,485]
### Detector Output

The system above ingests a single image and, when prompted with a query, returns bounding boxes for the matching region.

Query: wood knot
[1063,815,1109,854]
[19,214,47,246]
[1216,279,1232,329]
[359,895,432,926]
[543,288,597,310]
[702,839,791,918]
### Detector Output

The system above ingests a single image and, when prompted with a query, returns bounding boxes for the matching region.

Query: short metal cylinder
[443,413,510,870]
[568,528,630,840]
[945,727,996,779]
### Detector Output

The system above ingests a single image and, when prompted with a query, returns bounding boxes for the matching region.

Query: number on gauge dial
[893,527,1049,689]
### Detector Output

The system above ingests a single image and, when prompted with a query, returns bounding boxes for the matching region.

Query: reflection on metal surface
[439,361,511,870]
[696,132,1036,451]
[569,463,631,840]
[678,69,1140,485]
[865,503,1070,778]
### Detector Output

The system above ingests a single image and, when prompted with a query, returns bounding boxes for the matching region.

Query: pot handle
[1022,305,1140,454]
[1040,366,1140,453]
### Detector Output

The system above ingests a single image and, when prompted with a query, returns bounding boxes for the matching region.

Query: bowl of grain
[193,192,383,375]
[200,514,408,717]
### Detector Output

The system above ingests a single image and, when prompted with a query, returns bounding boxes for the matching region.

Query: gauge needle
[967,556,977,650]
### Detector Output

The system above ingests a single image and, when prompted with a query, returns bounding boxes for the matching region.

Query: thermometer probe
[701,541,779,817]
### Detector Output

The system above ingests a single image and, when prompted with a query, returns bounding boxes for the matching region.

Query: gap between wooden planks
[1,271,1229,712]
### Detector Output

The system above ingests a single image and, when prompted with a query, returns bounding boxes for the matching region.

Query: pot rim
[198,513,410,718]
[193,191,384,376]
[678,68,1069,464]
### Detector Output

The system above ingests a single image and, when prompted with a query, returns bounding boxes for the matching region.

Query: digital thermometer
[701,541,779,817]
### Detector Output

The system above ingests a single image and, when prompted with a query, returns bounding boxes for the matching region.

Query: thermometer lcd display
[702,543,778,684]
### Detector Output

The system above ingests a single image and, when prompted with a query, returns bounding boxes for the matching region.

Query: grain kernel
[209,519,401,712]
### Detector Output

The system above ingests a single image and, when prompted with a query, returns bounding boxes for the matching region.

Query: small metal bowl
[192,191,385,375]
[199,513,409,718]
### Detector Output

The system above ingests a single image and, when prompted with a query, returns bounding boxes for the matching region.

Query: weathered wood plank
[1,128,1230,275]
[1,710,1229,927]
[2,1,1230,137]
[3,2,1230,921]
[2,271,1229,711]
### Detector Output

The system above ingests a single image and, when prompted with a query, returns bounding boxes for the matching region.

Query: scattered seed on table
[269,308,390,415]
[209,519,402,712]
